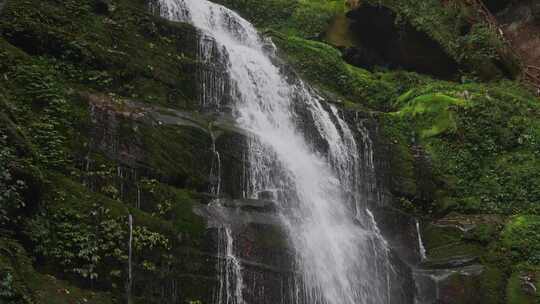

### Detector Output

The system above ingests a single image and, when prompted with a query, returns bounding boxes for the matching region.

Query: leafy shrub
[502,216,540,264]
[10,61,73,169]
[458,23,502,61]
[0,133,26,226]
[0,272,15,299]
[29,204,127,281]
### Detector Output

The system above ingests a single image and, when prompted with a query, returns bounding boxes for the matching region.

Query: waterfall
[157,0,401,303]
[127,214,133,304]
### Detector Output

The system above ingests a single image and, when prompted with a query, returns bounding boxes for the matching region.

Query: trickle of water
[225,228,245,304]
[210,128,222,198]
[156,0,403,303]
[213,224,245,304]
[136,185,141,209]
[416,220,427,261]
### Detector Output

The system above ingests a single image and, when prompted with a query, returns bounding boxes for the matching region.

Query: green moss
[362,0,520,79]
[465,223,502,245]
[506,269,540,304]
[479,267,506,304]
[214,0,344,38]
[273,34,399,110]
[378,114,418,198]
[428,243,484,261]
[140,124,213,190]
[422,224,463,251]
[501,216,540,264]
[22,172,209,299]
[393,93,469,138]
[0,236,117,304]
[0,0,200,109]
[137,180,206,240]
[384,79,540,215]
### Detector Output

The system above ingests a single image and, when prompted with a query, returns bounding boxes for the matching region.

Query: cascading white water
[416,220,427,261]
[214,226,245,304]
[157,1,397,303]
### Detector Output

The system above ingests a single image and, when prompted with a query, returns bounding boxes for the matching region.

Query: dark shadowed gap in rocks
[344,4,460,80]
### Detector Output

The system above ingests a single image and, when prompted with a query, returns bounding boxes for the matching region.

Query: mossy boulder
[393,93,470,138]
[213,0,344,38]
[272,33,400,111]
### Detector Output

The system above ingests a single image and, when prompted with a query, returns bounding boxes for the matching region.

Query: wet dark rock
[221,198,279,213]
[81,92,252,197]
[345,4,459,79]
[421,256,479,270]
[483,0,513,13]
[409,213,510,304]
[0,0,5,15]
[194,204,282,227]
[257,190,276,200]
[415,265,487,304]
[520,275,537,296]
[200,219,296,304]
[387,250,417,304]
[373,207,423,265]
[94,0,114,15]
[342,45,387,71]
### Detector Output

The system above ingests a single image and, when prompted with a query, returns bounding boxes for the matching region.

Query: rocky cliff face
[0,0,539,304]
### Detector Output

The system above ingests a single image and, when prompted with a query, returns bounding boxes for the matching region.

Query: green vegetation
[0,0,213,302]
[0,0,539,302]
[502,216,540,264]
[214,0,344,37]
[271,34,401,110]
[259,1,540,298]
[506,268,540,304]
[363,0,520,79]
[0,133,27,226]
[392,81,540,215]
[393,93,470,138]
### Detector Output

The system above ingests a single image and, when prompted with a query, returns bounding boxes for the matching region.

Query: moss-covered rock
[0,0,200,109]
[501,216,540,264]
[272,33,400,111]
[213,0,344,38]
[393,93,470,138]
[0,236,117,304]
